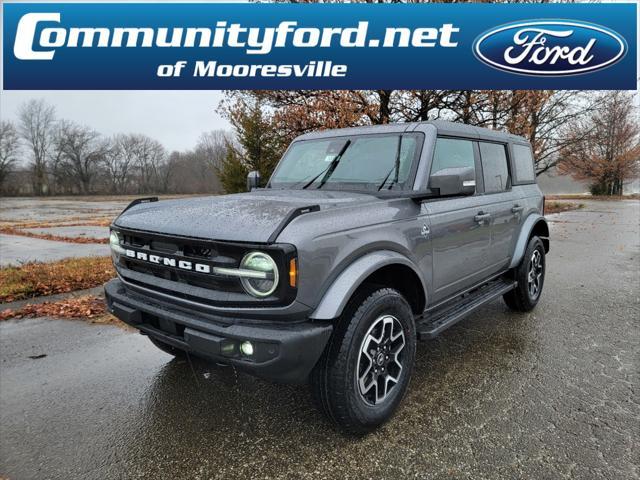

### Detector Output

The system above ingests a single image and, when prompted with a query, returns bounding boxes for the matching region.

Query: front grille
[118,230,242,292]
[113,227,297,307]
[125,261,244,292]
[184,244,215,259]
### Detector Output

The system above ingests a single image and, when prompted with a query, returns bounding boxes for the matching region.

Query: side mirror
[246,171,261,191]
[429,166,476,196]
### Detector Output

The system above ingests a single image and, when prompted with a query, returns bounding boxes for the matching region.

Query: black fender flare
[309,250,427,320]
[509,214,549,269]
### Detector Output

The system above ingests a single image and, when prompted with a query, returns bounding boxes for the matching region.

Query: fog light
[220,340,237,357]
[240,341,254,356]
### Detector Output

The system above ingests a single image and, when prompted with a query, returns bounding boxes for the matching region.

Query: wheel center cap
[376,353,386,366]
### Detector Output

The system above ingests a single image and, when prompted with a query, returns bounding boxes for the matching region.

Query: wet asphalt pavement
[0,198,127,223]
[1,200,638,480]
[0,234,109,267]
[0,197,120,266]
[21,226,110,240]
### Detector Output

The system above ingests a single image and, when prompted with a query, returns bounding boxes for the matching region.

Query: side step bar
[416,278,516,339]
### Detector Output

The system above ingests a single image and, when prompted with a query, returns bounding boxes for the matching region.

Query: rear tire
[310,287,416,435]
[503,236,546,312]
[148,335,186,358]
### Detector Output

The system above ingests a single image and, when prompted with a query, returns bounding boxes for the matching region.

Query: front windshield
[268,133,421,191]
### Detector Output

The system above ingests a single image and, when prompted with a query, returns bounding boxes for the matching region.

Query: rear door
[425,137,492,303]
[478,141,522,271]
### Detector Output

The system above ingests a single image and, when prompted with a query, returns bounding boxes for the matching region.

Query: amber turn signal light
[289,258,297,288]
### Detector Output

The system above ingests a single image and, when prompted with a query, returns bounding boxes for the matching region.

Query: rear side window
[431,138,475,174]
[479,142,509,193]
[512,144,536,184]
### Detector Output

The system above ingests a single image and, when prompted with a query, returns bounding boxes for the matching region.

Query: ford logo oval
[473,20,627,75]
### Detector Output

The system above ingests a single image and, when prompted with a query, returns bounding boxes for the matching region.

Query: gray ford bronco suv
[105,120,549,434]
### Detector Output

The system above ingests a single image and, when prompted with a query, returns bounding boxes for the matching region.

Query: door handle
[511,204,524,214]
[474,212,491,223]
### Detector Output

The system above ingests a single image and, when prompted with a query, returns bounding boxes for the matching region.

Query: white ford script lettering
[473,21,627,76]
[504,28,594,66]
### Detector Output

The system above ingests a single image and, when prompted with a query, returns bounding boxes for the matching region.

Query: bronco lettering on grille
[125,249,211,273]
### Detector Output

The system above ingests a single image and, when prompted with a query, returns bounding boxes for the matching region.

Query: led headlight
[109,230,125,260]
[239,251,279,298]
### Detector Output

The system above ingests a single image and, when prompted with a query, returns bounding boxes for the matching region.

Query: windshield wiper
[299,139,351,190]
[300,165,331,190]
[316,139,351,189]
[377,135,403,191]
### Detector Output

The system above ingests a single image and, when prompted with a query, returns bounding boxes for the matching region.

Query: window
[431,138,475,175]
[329,135,418,186]
[512,144,536,184]
[269,133,420,190]
[479,142,509,193]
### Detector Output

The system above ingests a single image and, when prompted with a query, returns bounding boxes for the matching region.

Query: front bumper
[104,279,332,383]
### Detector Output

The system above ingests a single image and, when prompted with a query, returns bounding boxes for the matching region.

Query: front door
[425,137,492,304]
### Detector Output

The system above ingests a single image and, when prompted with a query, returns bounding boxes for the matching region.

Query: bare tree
[558,91,640,195]
[500,90,592,175]
[53,120,109,194]
[3,102,230,196]
[18,99,56,195]
[196,130,231,171]
[155,152,176,194]
[166,147,226,194]
[103,134,138,193]
[48,124,67,194]
[125,134,167,193]
[102,133,167,194]
[395,90,450,122]
[136,136,166,193]
[0,121,21,188]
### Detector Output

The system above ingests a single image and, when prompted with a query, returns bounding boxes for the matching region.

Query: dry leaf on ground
[0,295,106,320]
[0,257,114,303]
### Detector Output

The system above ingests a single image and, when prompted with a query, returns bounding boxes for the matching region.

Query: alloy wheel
[528,249,543,299]
[356,315,406,405]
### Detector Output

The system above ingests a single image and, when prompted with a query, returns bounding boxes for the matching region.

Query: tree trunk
[377,90,392,124]
[33,165,47,196]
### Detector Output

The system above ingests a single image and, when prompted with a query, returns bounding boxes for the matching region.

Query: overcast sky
[1,0,238,151]
[1,91,230,152]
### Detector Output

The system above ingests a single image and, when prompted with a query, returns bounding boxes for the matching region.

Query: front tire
[503,236,546,312]
[310,287,416,435]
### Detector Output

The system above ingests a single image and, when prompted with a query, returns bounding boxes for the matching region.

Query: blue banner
[2,2,637,90]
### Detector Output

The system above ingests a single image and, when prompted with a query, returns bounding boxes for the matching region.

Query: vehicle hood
[113,189,383,243]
